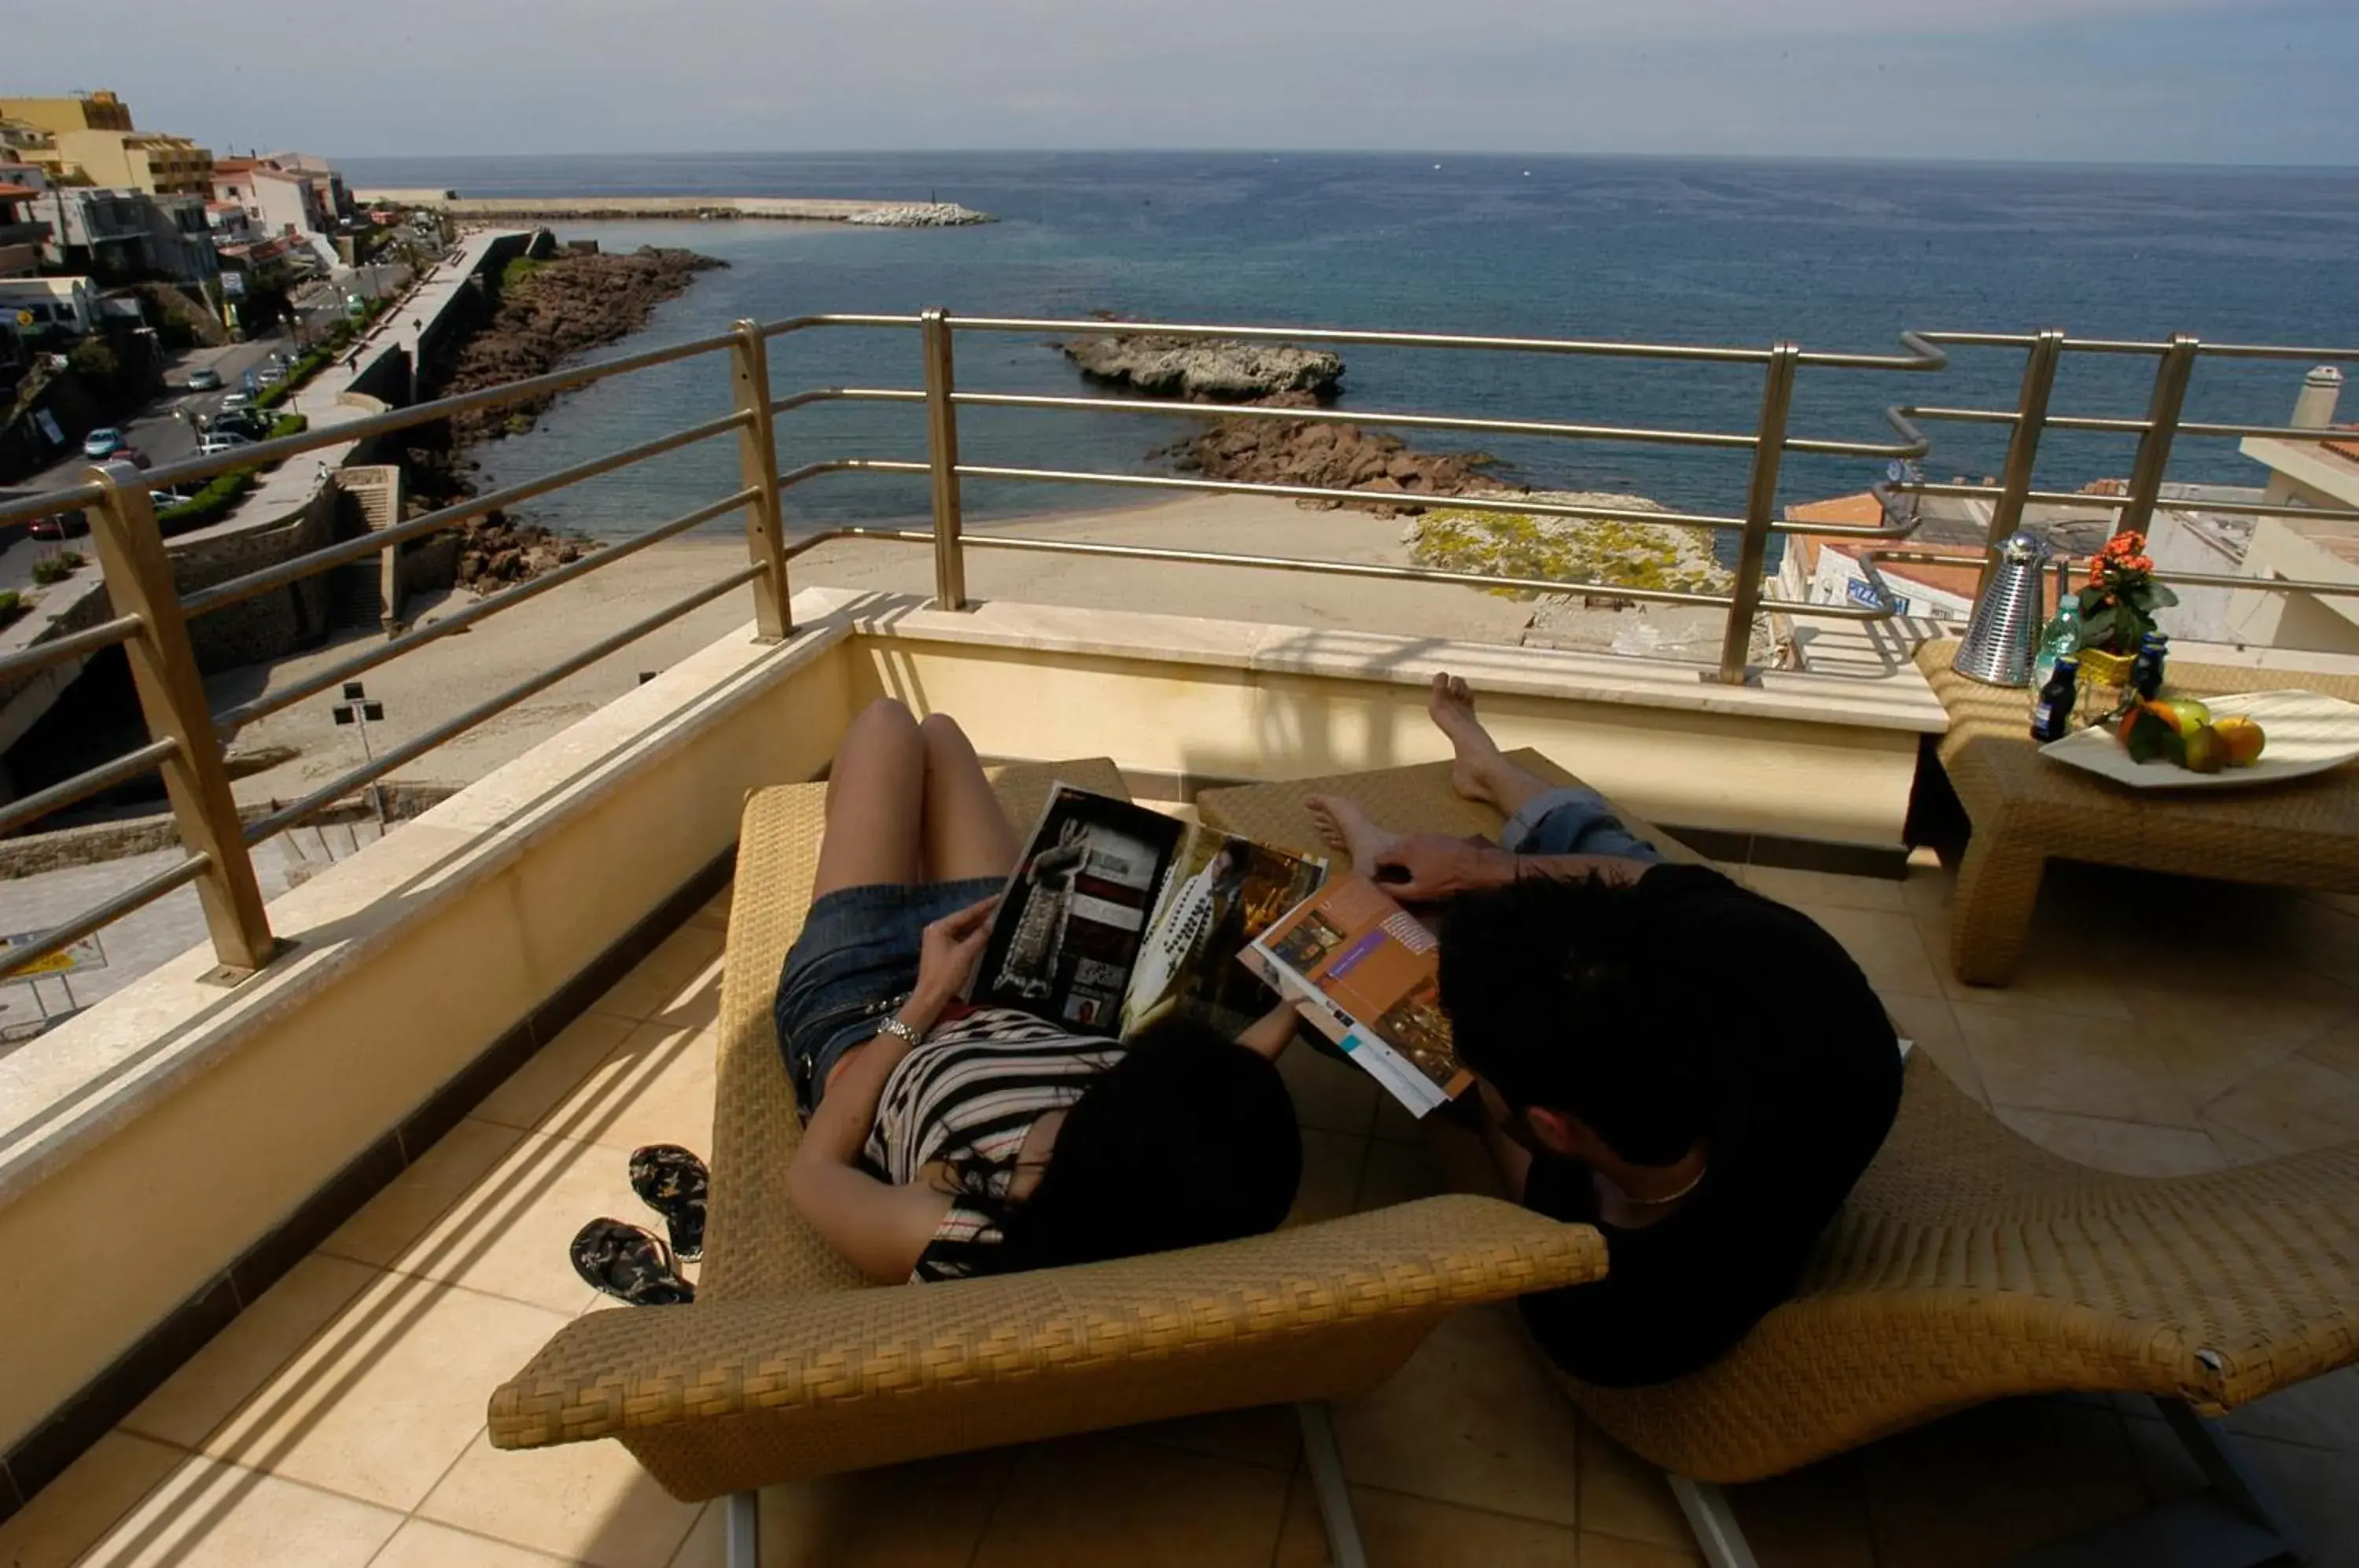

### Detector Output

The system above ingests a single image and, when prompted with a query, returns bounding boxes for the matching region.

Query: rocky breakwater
[425,245,727,592]
[844,203,994,226]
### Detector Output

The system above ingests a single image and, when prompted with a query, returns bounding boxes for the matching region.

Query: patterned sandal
[569,1217,695,1305]
[628,1144,708,1263]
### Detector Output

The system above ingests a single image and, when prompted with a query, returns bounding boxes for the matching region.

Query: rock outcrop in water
[1158,415,1503,517]
[1065,334,1345,403]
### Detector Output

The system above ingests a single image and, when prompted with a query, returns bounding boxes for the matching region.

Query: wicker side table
[1916,639,2359,985]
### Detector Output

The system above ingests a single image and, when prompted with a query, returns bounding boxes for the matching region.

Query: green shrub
[66,338,120,380]
[268,413,309,439]
[257,347,336,409]
[499,256,543,293]
[0,591,23,629]
[156,469,257,532]
[31,553,84,585]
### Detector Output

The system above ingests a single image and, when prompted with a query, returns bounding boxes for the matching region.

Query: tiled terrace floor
[6,850,2357,1566]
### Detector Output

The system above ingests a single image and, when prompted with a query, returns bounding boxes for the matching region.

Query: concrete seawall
[355,193,989,224]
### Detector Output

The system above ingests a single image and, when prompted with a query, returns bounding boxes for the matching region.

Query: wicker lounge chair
[1199,756,2359,1568]
[487,759,1606,1568]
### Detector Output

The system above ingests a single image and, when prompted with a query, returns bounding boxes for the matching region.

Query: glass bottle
[2131,631,2169,701]
[2032,593,2082,689]
[2031,657,2080,744]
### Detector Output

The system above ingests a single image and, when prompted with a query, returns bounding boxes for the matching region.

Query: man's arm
[1372,834,1653,903]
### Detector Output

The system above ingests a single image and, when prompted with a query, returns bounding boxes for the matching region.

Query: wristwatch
[875,1015,926,1047]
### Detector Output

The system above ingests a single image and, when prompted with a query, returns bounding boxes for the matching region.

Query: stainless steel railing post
[1978,326,2064,594]
[920,307,968,611]
[729,318,793,639]
[2118,333,2199,541]
[83,461,281,978]
[1716,341,1799,685]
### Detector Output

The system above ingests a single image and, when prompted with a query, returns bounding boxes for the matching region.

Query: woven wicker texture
[1919,639,2359,984]
[488,758,1607,1498]
[1206,753,2359,1485]
[1196,749,1707,867]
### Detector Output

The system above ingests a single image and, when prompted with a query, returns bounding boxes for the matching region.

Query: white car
[197,433,253,458]
[218,392,256,414]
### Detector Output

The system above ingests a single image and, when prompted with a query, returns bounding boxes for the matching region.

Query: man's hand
[1370,834,1511,903]
[908,895,999,1026]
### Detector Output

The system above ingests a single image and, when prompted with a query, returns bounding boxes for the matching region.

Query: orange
[2214,715,2266,767]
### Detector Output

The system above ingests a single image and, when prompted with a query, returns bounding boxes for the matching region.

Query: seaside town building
[0,93,212,197]
[0,170,47,278]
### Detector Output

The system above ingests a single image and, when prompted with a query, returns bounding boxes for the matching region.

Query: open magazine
[1239,874,1472,1117]
[969,785,1326,1037]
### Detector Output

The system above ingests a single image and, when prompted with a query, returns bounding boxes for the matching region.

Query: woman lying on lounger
[778,698,1304,1285]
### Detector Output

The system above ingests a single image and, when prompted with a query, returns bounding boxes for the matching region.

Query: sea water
[337,152,2359,547]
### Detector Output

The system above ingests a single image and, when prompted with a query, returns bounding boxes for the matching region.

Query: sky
[11,0,2357,166]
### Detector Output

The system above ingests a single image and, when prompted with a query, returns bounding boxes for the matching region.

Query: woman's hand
[907,895,999,1028]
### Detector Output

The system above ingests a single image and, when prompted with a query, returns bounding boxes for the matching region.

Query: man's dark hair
[1437,875,1713,1167]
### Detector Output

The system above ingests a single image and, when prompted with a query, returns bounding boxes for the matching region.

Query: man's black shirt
[1514,863,1903,1389]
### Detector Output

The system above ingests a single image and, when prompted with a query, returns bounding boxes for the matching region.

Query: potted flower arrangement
[2073,530,2177,688]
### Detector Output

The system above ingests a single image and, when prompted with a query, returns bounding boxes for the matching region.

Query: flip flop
[569,1217,695,1305]
[628,1144,708,1263]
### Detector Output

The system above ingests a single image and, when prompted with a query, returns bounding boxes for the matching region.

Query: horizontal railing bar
[786,385,1927,458]
[955,389,1762,449]
[943,315,1781,363]
[0,852,211,983]
[2177,421,2359,442]
[786,523,1901,624]
[1790,333,1949,372]
[1886,478,2359,525]
[1916,331,2042,348]
[758,312,928,340]
[0,736,178,839]
[1862,546,2359,601]
[242,565,764,843]
[2198,343,2359,363]
[772,387,923,416]
[0,479,106,531]
[182,410,749,620]
[134,330,743,497]
[212,488,758,735]
[946,462,1754,532]
[0,613,144,686]
[2045,414,2155,434]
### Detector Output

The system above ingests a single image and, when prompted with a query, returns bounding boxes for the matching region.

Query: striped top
[863,1006,1126,1283]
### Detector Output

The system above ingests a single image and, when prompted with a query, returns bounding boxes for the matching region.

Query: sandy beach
[210,495,1536,805]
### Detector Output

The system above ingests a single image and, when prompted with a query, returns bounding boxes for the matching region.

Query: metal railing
[0,306,2352,991]
[1893,330,2359,598]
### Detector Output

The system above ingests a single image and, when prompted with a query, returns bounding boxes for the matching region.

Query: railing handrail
[1,304,2353,996]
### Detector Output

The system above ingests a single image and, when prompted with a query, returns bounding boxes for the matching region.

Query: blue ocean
[337,152,2359,542]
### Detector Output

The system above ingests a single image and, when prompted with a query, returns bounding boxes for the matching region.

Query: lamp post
[330,679,388,826]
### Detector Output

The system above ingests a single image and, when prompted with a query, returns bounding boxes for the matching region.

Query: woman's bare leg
[810,698,927,899]
[915,713,1019,883]
[1429,672,1555,819]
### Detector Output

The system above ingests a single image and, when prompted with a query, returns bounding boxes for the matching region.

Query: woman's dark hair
[1437,874,1712,1167]
[964,1018,1301,1274]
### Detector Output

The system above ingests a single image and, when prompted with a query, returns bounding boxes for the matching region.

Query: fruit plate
[2040,689,2359,790]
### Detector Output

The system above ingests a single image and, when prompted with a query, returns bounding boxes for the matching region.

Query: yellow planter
[2077,646,2136,683]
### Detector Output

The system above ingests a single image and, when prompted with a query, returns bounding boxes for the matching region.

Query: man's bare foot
[1305,793,1405,879]
[1429,672,1507,805]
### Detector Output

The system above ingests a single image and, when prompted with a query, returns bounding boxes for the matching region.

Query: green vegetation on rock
[1406,500,1732,601]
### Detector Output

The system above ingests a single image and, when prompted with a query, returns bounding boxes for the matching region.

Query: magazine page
[1120,827,1327,1037]
[1241,875,1470,1116]
[970,786,1187,1034]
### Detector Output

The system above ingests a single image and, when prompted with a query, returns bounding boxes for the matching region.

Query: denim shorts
[773,876,1004,1120]
[1501,787,1665,863]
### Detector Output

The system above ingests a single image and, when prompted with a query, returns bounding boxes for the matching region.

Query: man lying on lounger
[1304,675,1904,1389]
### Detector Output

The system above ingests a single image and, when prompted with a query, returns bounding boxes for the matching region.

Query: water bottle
[2031,592,2081,689]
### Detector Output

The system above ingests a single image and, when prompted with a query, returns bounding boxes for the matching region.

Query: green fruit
[2159,698,2213,735]
[2181,724,2227,774]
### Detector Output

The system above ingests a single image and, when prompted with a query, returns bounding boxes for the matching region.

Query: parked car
[82,427,126,459]
[185,367,223,392]
[28,509,89,540]
[150,488,193,510]
[208,410,269,440]
[256,363,286,386]
[197,433,252,458]
[218,392,255,414]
